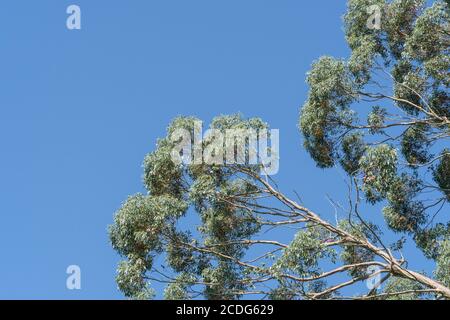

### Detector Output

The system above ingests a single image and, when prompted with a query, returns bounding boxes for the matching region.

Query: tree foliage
[300,0,449,286]
[110,0,450,300]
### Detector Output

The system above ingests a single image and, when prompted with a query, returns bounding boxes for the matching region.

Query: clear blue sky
[0,0,434,299]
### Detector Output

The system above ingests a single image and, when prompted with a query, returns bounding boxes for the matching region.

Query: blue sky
[0,0,436,299]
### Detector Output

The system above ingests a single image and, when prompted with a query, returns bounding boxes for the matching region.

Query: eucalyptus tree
[109,0,450,300]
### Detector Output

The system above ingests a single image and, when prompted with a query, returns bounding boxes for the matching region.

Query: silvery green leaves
[338,220,380,277]
[143,139,185,197]
[433,151,450,201]
[345,0,386,51]
[109,194,187,298]
[382,277,427,300]
[382,0,424,59]
[401,124,431,165]
[345,0,386,82]
[414,223,449,259]
[168,114,279,175]
[109,114,272,299]
[360,144,398,204]
[367,106,387,134]
[359,146,426,233]
[270,226,337,299]
[300,57,356,168]
[163,273,196,300]
[108,0,450,299]
[404,1,450,86]
[340,132,367,175]
[393,69,427,115]
[299,0,449,266]
[383,173,425,232]
[305,57,355,107]
[110,194,188,257]
[116,259,155,299]
[435,239,450,287]
[274,226,336,275]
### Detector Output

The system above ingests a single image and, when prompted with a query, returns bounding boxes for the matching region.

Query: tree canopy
[109,0,450,300]
[300,0,449,273]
